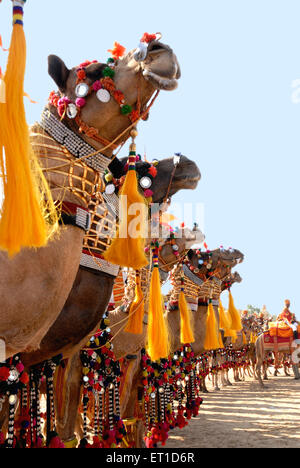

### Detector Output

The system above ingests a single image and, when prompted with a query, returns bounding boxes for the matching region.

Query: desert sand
[165,369,300,448]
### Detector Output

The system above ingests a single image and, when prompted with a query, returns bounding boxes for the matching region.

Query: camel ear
[108,157,127,179]
[187,249,194,260]
[48,55,70,92]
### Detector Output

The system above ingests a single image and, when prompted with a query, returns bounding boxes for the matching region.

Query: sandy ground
[165,368,300,448]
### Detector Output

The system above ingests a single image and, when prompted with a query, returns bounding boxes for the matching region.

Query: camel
[0,38,181,358]
[119,247,244,446]
[48,245,243,447]
[255,328,300,388]
[52,226,204,445]
[20,156,200,369]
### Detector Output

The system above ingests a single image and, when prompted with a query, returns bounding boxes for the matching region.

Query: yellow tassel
[178,291,195,344]
[242,331,247,345]
[219,300,231,330]
[224,328,237,339]
[124,271,144,334]
[228,290,242,331]
[0,3,57,256]
[104,134,148,269]
[204,301,220,350]
[146,263,170,361]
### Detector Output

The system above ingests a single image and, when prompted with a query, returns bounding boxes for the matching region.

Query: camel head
[221,271,242,291]
[47,37,180,154]
[107,153,201,204]
[184,247,243,281]
[158,225,205,273]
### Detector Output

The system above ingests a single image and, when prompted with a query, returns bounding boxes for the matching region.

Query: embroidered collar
[39,108,111,172]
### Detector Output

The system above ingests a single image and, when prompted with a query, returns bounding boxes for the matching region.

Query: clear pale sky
[0,0,299,319]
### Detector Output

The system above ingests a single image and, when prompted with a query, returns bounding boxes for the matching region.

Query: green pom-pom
[120,104,132,115]
[102,66,115,78]
[107,58,115,64]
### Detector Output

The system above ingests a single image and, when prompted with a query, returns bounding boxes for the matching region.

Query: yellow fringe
[124,272,144,334]
[178,291,195,344]
[146,267,170,361]
[104,167,148,269]
[228,290,242,331]
[219,300,231,330]
[224,329,237,342]
[204,302,220,350]
[0,18,57,256]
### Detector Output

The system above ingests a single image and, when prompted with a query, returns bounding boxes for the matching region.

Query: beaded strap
[80,250,120,276]
[39,108,111,172]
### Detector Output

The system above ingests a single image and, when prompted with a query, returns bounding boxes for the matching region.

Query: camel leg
[55,352,82,447]
[292,365,300,380]
[213,372,220,391]
[225,369,232,385]
[200,377,209,393]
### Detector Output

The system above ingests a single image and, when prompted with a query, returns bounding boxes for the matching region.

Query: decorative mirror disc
[96,88,111,103]
[105,183,115,195]
[139,176,152,189]
[75,82,89,98]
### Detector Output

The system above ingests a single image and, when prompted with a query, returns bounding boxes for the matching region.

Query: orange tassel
[204,301,220,350]
[124,271,144,334]
[178,291,195,344]
[228,290,242,331]
[0,3,57,255]
[146,251,170,361]
[104,135,148,269]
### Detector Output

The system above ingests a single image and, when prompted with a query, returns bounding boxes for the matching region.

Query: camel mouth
[141,41,181,91]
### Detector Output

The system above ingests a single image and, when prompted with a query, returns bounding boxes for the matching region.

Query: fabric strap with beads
[39,108,111,172]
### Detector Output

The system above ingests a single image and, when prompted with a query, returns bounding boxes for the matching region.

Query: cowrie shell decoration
[66,103,78,119]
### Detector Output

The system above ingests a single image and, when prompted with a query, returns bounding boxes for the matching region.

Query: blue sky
[1,0,300,318]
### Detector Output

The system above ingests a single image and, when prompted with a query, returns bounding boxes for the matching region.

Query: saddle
[267,321,300,339]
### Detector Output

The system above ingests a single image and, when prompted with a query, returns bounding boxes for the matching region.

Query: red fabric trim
[264,333,297,345]
[61,201,89,215]
[81,248,105,259]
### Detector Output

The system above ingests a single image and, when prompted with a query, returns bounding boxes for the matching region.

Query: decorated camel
[50,226,204,446]
[0,34,182,358]
[20,155,200,368]
[117,247,244,446]
[255,322,300,388]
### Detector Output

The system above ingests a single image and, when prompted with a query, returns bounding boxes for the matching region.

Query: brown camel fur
[0,40,181,358]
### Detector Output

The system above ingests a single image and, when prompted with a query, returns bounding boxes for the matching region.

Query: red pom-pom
[0,366,9,381]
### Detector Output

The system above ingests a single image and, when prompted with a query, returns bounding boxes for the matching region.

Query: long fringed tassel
[124,270,144,334]
[178,266,195,344]
[104,128,148,269]
[219,299,231,330]
[0,1,52,255]
[228,290,242,331]
[204,300,220,351]
[146,244,170,361]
